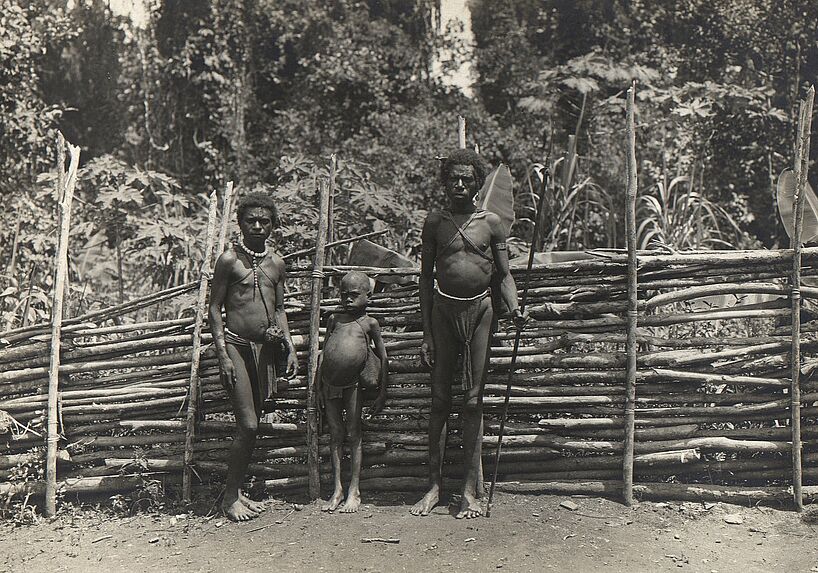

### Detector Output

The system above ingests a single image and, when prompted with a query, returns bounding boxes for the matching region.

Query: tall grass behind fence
[3,252,818,505]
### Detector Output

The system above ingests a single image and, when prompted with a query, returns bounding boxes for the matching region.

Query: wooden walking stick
[623,82,639,506]
[486,163,550,517]
[790,85,814,511]
[182,191,219,502]
[45,133,80,517]
[306,175,332,500]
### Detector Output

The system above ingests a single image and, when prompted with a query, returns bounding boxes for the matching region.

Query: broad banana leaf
[477,164,514,234]
[348,239,416,285]
[776,168,818,244]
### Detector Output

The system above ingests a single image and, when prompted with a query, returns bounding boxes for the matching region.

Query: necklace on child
[238,238,268,295]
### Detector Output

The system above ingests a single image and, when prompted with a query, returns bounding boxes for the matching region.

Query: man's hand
[371,391,387,415]
[420,335,435,369]
[512,308,530,330]
[218,355,236,396]
[286,345,299,378]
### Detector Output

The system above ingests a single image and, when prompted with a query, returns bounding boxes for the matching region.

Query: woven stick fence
[3,92,818,511]
[4,246,818,507]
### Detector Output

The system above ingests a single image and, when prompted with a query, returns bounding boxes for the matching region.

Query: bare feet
[322,490,344,512]
[222,497,259,522]
[410,486,440,516]
[239,492,266,514]
[339,491,361,513]
[455,491,482,519]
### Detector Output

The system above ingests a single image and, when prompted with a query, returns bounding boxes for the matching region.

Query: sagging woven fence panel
[2,249,818,498]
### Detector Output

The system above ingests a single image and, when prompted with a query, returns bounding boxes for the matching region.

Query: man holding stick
[410,149,525,519]
[209,192,298,521]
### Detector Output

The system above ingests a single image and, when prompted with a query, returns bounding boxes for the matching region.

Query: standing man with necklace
[209,192,298,521]
[410,149,525,519]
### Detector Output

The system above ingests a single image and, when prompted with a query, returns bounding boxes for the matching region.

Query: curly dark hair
[237,191,279,225]
[439,148,490,190]
[340,270,372,294]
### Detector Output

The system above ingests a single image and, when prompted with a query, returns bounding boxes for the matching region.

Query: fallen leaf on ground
[723,514,744,525]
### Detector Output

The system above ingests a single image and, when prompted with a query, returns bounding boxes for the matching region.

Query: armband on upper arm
[495,242,508,250]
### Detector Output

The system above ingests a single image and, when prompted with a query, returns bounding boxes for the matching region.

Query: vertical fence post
[790,85,814,511]
[326,156,337,266]
[182,191,219,502]
[306,178,332,499]
[216,181,234,256]
[45,134,80,517]
[623,83,639,506]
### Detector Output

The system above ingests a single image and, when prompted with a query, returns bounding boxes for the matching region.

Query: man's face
[340,280,369,312]
[444,164,478,204]
[239,207,274,242]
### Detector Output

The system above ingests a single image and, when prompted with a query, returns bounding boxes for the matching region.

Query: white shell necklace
[238,239,268,294]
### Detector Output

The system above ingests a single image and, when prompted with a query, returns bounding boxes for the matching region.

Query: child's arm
[368,317,389,414]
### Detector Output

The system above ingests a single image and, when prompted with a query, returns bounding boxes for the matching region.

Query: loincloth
[433,287,492,390]
[225,328,282,408]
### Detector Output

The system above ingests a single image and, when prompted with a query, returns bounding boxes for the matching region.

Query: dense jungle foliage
[1,0,817,326]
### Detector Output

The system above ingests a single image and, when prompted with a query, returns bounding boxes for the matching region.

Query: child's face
[340,282,369,311]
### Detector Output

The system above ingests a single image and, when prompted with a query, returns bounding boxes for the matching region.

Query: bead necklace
[237,239,268,295]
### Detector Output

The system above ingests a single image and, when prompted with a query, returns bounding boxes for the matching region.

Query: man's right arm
[419,214,437,368]
[209,253,234,374]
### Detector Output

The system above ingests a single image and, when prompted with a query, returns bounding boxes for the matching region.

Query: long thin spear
[486,163,550,517]
[790,85,814,511]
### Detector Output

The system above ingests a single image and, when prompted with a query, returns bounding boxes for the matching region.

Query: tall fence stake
[623,83,639,506]
[45,134,80,517]
[790,85,814,511]
[216,181,234,256]
[306,177,332,499]
[182,191,219,502]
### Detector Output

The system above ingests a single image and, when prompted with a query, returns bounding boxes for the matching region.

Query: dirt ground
[2,491,817,573]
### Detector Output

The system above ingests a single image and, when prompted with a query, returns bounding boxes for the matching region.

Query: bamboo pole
[458,115,466,148]
[623,83,638,506]
[45,134,80,518]
[306,178,331,499]
[182,191,219,502]
[216,181,234,256]
[790,85,814,511]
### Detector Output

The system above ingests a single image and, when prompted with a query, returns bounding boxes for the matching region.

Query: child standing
[316,271,388,513]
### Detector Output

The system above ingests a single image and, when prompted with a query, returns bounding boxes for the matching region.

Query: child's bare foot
[410,485,439,516]
[339,491,361,513]
[455,491,482,519]
[222,497,259,522]
[322,490,344,512]
[239,492,265,514]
